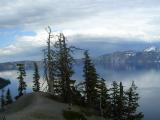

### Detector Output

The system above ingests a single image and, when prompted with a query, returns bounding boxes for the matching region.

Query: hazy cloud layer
[1,0,160,62]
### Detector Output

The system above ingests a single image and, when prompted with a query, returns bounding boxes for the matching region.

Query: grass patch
[63,110,87,120]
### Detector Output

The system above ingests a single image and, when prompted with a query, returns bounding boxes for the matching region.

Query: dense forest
[0,27,144,120]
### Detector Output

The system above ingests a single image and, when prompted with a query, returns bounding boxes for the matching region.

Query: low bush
[63,110,87,120]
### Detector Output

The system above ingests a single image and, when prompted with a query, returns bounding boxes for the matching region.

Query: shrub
[63,110,87,120]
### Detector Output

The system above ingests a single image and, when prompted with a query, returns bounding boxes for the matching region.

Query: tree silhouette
[83,50,98,108]
[117,82,126,120]
[54,33,74,103]
[33,62,40,92]
[125,81,144,120]
[17,64,27,97]
[97,78,111,118]
[110,81,119,119]
[43,26,56,93]
[1,89,5,110]
[5,88,13,105]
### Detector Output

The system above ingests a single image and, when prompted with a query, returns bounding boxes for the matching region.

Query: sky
[1,0,160,62]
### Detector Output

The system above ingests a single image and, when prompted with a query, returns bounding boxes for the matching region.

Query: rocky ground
[3,92,102,120]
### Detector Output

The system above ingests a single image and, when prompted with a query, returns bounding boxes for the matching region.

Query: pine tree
[110,81,119,119]
[5,88,13,105]
[54,33,74,103]
[1,89,5,109]
[117,82,126,120]
[76,82,86,106]
[70,84,82,105]
[33,62,40,92]
[17,64,27,97]
[125,81,144,120]
[43,28,76,103]
[97,78,111,119]
[83,50,98,108]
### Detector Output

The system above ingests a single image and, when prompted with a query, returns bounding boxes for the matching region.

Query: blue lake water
[0,67,160,120]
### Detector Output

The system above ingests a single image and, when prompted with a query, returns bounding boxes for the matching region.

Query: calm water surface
[0,68,160,120]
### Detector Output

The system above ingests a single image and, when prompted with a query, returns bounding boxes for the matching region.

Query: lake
[0,67,160,120]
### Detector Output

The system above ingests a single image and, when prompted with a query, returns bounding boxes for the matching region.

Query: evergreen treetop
[33,62,40,92]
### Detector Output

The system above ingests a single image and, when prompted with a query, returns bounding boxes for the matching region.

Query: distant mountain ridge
[143,46,160,52]
[94,46,160,70]
[1,46,160,71]
[0,61,43,71]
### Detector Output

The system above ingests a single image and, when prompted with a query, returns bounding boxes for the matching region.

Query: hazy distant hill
[94,46,160,70]
[1,46,160,71]
[0,61,43,71]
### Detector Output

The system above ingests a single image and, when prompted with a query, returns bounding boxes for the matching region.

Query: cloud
[0,30,48,61]
[0,0,105,28]
[0,0,159,29]
[1,0,160,62]
[1,32,159,63]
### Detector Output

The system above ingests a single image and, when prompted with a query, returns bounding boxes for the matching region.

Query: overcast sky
[1,0,160,62]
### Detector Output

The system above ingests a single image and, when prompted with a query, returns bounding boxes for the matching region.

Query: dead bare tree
[43,26,55,94]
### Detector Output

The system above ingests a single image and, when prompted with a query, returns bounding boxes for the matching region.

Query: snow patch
[144,46,159,52]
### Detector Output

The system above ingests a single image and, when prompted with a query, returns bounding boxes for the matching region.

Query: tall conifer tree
[97,78,111,118]
[1,89,5,109]
[125,81,144,120]
[117,82,126,120]
[83,50,98,108]
[33,62,40,92]
[17,64,27,97]
[5,88,13,105]
[110,81,119,119]
[54,33,74,103]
